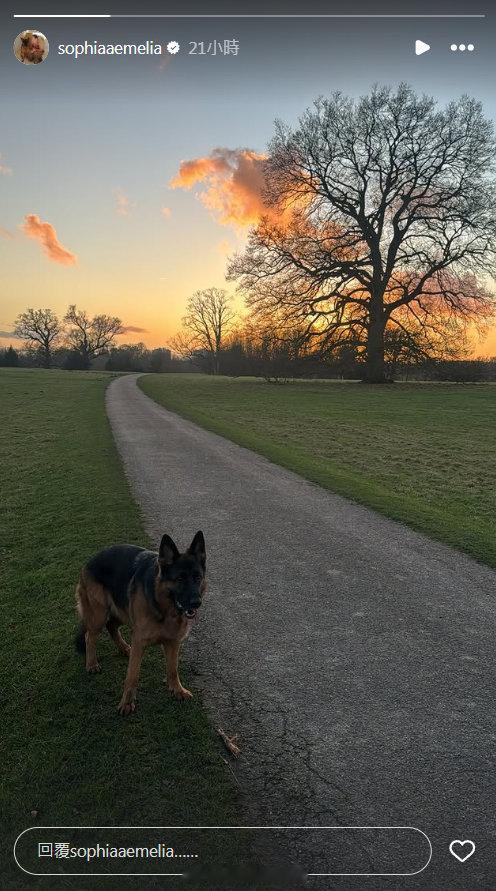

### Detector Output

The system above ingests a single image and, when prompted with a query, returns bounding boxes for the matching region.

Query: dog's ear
[188,530,206,570]
[159,534,180,566]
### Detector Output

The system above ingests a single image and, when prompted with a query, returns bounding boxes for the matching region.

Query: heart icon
[449,840,475,863]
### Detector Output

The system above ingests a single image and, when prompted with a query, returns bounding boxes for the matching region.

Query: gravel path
[106,374,496,889]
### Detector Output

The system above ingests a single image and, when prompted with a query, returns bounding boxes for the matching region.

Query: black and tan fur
[75,531,206,715]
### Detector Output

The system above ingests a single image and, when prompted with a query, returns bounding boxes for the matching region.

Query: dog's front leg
[163,639,192,700]
[117,636,146,715]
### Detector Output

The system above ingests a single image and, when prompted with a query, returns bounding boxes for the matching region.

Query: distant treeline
[2,341,495,383]
[215,341,496,383]
[0,343,192,374]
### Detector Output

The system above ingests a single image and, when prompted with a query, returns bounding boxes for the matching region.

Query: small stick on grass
[217,727,241,758]
[221,756,241,786]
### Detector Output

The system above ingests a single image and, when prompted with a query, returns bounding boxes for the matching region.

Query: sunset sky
[1,3,495,354]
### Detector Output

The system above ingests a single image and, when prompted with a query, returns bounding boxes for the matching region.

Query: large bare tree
[14,307,61,368]
[229,85,496,382]
[174,288,236,374]
[64,304,123,368]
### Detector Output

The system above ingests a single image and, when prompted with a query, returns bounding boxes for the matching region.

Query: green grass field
[0,369,242,890]
[140,374,496,569]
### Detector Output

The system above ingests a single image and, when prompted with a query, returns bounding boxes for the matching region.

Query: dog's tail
[75,622,86,655]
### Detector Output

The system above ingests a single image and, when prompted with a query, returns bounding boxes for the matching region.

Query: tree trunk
[364,315,387,383]
[42,344,51,368]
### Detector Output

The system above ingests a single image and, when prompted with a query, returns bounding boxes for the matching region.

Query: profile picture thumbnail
[13,30,49,65]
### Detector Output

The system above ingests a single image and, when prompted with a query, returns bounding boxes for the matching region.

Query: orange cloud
[170,148,269,228]
[161,206,172,219]
[21,214,77,266]
[0,225,14,239]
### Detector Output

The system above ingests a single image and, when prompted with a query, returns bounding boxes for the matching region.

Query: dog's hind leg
[76,570,108,673]
[106,616,131,658]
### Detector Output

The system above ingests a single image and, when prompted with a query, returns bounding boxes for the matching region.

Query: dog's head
[157,531,206,619]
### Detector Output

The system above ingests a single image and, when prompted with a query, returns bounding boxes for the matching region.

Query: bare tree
[170,330,199,365]
[229,85,496,382]
[14,307,61,368]
[175,288,236,374]
[64,305,123,369]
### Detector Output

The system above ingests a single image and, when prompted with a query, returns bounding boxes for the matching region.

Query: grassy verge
[1,369,242,890]
[139,374,496,568]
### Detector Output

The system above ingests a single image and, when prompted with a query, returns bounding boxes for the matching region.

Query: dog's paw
[86,662,101,674]
[117,699,136,716]
[169,685,193,701]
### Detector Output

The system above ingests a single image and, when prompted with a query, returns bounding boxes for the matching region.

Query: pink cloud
[21,214,77,266]
[216,238,234,256]
[114,188,134,216]
[0,154,12,176]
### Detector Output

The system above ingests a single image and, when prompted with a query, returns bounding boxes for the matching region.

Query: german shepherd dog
[75,531,206,715]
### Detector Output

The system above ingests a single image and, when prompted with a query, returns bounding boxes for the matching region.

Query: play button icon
[415,39,430,55]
